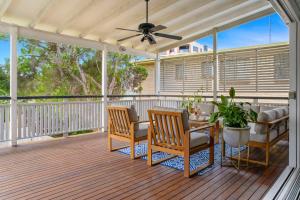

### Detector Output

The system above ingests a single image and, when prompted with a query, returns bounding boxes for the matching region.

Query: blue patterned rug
[118,142,246,175]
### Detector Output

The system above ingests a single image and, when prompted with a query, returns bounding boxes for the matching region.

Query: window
[203,45,208,52]
[193,46,199,52]
[175,65,184,80]
[179,45,189,53]
[170,48,175,53]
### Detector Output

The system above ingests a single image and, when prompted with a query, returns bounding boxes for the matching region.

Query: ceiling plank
[133,0,252,50]
[0,0,12,19]
[155,6,274,53]
[56,0,96,33]
[79,0,142,38]
[102,0,208,41]
[29,0,55,28]
[82,0,177,40]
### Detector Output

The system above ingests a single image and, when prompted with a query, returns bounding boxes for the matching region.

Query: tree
[0,35,148,96]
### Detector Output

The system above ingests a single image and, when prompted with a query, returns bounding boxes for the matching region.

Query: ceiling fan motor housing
[138,23,155,34]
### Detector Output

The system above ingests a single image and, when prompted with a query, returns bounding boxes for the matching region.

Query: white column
[155,53,160,95]
[10,26,18,146]
[213,28,218,101]
[101,47,108,132]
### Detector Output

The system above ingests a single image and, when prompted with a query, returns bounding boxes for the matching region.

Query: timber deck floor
[0,132,288,200]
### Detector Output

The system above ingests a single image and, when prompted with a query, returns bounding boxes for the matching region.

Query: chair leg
[147,145,153,166]
[184,149,190,178]
[247,145,250,167]
[265,144,270,166]
[130,140,135,160]
[108,134,112,152]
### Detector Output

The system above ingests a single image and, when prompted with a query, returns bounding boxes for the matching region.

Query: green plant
[180,89,203,113]
[209,87,257,128]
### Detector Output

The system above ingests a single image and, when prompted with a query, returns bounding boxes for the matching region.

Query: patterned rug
[118,142,246,175]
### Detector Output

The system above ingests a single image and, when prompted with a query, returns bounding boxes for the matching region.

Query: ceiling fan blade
[154,32,182,40]
[116,28,141,33]
[117,34,142,42]
[150,25,167,32]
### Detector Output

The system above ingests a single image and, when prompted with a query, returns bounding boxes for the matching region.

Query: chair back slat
[108,106,131,137]
[148,109,185,149]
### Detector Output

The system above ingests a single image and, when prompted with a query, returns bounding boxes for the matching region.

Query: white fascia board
[0,22,155,58]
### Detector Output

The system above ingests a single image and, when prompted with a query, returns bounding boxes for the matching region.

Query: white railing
[0,105,10,142]
[0,95,289,144]
[17,101,103,140]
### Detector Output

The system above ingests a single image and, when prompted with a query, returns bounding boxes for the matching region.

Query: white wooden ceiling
[0,0,274,53]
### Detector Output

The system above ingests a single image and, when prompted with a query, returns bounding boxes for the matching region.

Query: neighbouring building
[160,41,211,56]
[138,43,289,99]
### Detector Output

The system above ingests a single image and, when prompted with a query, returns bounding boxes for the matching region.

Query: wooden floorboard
[0,133,288,200]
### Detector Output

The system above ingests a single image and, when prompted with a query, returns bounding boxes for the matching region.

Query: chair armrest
[132,120,149,124]
[256,115,289,126]
[189,124,214,133]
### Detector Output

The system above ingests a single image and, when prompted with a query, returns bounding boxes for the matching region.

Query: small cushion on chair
[134,123,149,138]
[190,132,209,148]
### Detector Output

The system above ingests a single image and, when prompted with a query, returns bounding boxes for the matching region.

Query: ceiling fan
[116,0,182,45]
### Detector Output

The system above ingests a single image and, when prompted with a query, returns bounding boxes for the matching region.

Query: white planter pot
[223,126,250,148]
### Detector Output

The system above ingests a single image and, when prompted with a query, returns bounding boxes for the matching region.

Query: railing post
[213,28,218,101]
[155,53,160,95]
[10,26,18,147]
[102,47,108,132]
[63,99,69,137]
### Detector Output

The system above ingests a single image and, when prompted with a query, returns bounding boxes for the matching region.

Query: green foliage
[0,35,148,97]
[209,87,258,128]
[180,89,203,112]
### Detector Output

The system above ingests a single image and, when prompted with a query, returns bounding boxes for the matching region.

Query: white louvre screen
[160,44,289,94]
[219,45,289,92]
[160,54,213,93]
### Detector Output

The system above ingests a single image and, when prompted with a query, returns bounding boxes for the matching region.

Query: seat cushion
[134,123,149,138]
[255,110,277,134]
[273,108,285,119]
[250,129,278,142]
[190,132,209,148]
[195,103,215,115]
[244,104,260,114]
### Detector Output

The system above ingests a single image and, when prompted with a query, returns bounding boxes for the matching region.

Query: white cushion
[250,129,278,142]
[244,104,260,114]
[260,106,278,112]
[134,123,149,138]
[255,110,277,134]
[190,132,209,148]
[273,108,285,119]
[195,103,215,115]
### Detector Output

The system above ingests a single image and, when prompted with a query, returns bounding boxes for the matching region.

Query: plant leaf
[229,87,235,98]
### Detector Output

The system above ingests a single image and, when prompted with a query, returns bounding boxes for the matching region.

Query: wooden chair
[107,106,149,159]
[147,108,215,178]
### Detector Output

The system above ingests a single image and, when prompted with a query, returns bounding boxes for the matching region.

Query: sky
[0,13,289,64]
[197,13,288,50]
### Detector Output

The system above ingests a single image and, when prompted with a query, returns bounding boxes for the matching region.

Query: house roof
[0,0,274,55]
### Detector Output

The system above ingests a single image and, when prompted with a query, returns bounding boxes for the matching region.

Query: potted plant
[180,89,203,115]
[209,87,257,148]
